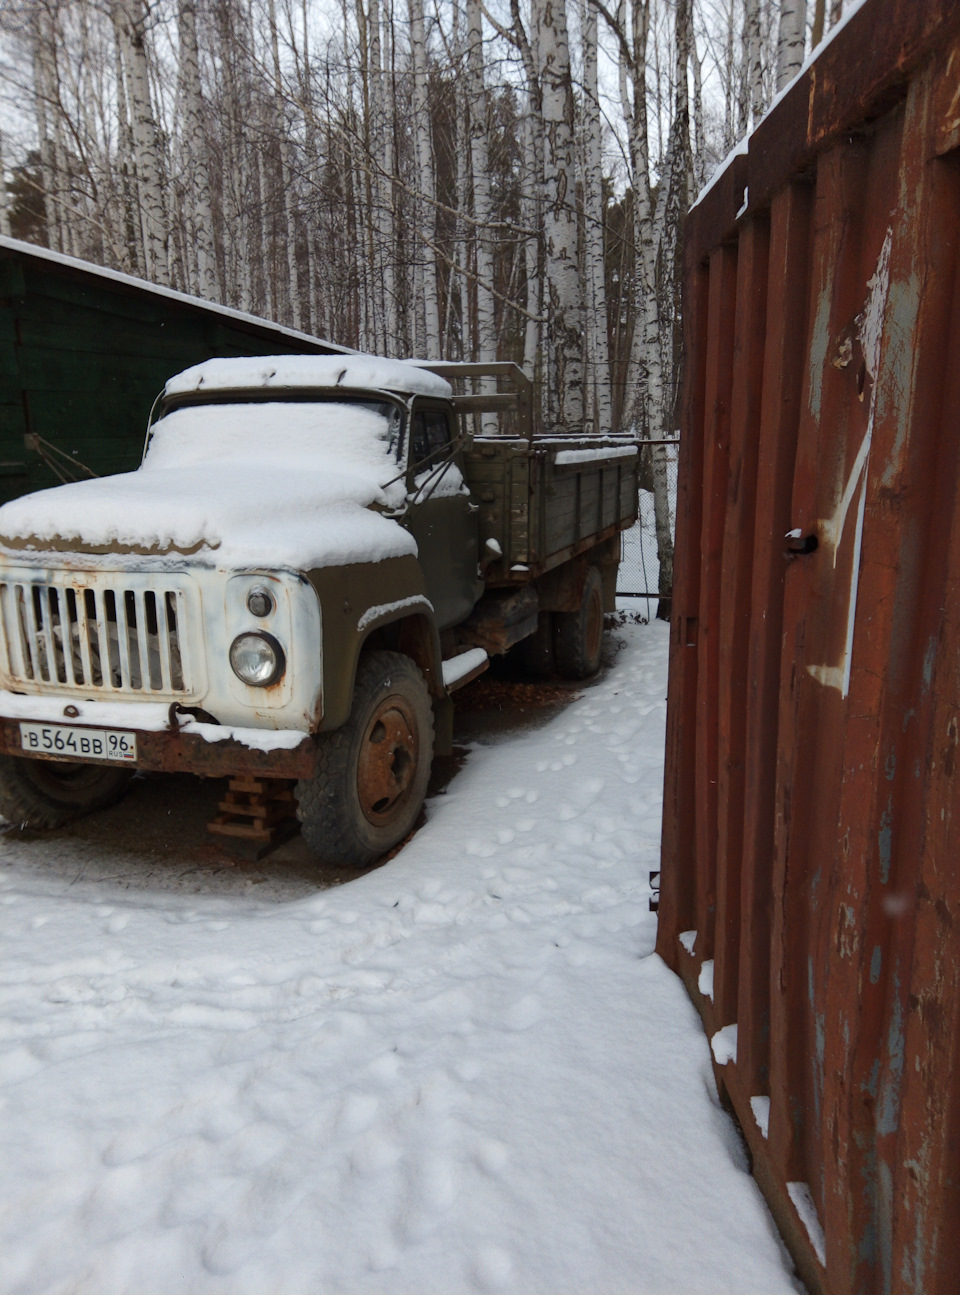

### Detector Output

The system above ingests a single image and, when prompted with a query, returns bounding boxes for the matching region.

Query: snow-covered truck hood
[0,402,416,569]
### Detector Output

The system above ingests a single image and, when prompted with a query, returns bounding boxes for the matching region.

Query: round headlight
[246,586,274,618]
[229,632,285,687]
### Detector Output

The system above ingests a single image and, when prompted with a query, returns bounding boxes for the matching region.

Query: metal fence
[616,439,679,618]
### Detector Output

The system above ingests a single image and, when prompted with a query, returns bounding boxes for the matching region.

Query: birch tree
[0,133,11,239]
[580,0,612,435]
[535,0,583,431]
[407,0,441,355]
[113,0,168,283]
[775,0,806,89]
[466,0,497,427]
[177,0,217,298]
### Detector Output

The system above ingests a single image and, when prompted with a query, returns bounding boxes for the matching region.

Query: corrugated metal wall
[656,3,960,1291]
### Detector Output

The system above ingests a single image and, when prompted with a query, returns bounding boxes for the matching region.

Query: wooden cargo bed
[464,437,639,583]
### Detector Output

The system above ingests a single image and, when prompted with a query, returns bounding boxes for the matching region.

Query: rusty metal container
[656,2,960,1291]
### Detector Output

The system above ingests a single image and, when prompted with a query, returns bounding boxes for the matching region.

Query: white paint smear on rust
[808,227,892,697]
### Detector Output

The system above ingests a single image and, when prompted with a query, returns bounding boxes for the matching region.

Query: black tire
[0,756,133,830]
[554,565,604,679]
[296,650,434,867]
[516,611,555,678]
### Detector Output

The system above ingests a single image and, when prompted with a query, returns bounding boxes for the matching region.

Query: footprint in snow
[472,1245,515,1291]
[395,1152,456,1243]
[474,1138,510,1177]
[504,994,541,1031]
[465,839,498,858]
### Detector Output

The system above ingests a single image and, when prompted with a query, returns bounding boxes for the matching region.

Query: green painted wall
[0,239,346,505]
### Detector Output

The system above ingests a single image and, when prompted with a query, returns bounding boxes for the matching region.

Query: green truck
[0,354,638,864]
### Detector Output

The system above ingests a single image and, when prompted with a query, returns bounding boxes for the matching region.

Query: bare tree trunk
[268,0,301,328]
[32,8,61,252]
[723,0,736,149]
[380,0,398,349]
[581,0,612,435]
[648,0,694,618]
[113,37,143,276]
[811,0,826,46]
[511,0,543,389]
[466,0,497,429]
[114,0,168,283]
[361,0,384,349]
[408,0,441,356]
[776,0,806,89]
[690,27,706,190]
[535,0,583,431]
[521,109,542,389]
[178,0,217,299]
[298,0,316,335]
[0,132,10,239]
[739,0,764,132]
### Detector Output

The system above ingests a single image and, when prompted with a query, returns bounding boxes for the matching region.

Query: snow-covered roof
[0,235,352,355]
[164,355,454,400]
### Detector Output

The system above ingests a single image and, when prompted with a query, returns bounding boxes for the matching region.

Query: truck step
[442,648,489,692]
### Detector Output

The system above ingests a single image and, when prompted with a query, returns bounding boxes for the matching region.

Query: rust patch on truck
[0,717,316,780]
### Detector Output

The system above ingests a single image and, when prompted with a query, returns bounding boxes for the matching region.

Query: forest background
[0,0,853,602]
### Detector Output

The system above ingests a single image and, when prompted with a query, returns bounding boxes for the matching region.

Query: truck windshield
[143,399,405,474]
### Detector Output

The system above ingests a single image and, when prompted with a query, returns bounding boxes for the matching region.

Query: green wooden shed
[0,236,350,505]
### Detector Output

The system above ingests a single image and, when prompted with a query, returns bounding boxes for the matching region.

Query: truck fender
[321,609,444,732]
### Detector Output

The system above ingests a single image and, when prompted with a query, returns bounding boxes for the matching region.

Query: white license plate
[19,722,138,763]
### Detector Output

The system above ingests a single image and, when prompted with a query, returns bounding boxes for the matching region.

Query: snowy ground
[0,623,802,1295]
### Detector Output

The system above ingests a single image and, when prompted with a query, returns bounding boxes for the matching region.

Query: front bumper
[0,694,317,780]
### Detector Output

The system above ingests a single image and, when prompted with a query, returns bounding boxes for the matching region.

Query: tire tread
[296,651,433,866]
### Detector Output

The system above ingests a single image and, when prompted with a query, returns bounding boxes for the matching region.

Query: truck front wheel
[554,565,604,679]
[0,756,133,830]
[296,650,434,867]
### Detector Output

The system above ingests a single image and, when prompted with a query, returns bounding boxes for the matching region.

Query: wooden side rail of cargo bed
[414,361,533,442]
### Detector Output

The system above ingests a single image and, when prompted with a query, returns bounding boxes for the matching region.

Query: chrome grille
[0,580,189,695]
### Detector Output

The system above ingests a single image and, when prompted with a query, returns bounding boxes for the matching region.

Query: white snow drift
[0,623,800,1294]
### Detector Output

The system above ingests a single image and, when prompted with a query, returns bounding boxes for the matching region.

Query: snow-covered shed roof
[164,355,454,400]
[0,235,351,356]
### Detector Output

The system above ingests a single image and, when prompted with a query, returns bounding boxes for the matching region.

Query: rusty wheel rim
[585,585,603,664]
[356,695,420,827]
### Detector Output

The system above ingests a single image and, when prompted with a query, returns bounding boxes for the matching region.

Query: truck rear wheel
[0,756,133,830]
[555,565,604,679]
[296,650,434,867]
